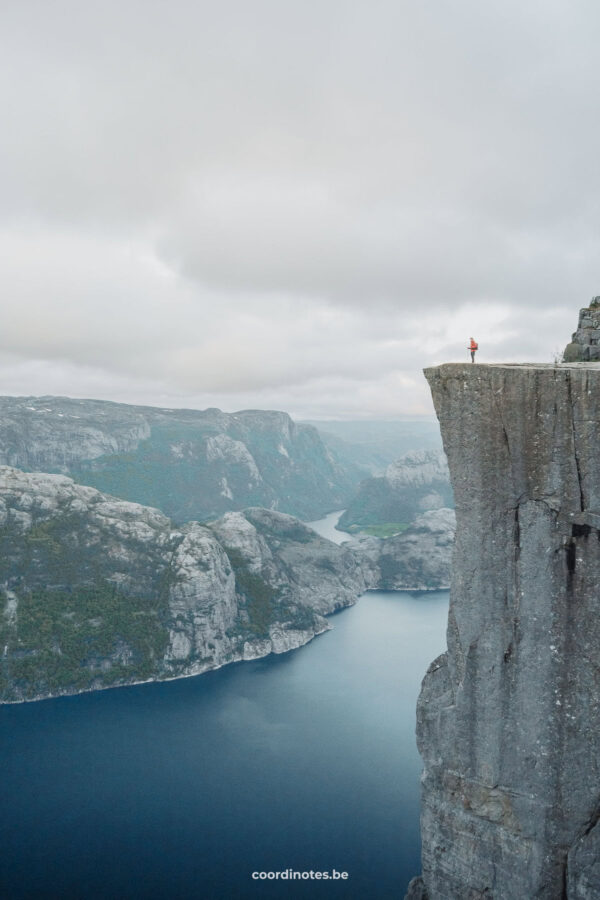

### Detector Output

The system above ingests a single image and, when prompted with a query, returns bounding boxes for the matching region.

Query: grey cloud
[0,0,598,417]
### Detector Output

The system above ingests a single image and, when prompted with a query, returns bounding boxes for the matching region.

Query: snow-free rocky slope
[349,508,455,591]
[0,395,358,522]
[338,449,453,533]
[406,362,600,899]
[0,468,365,703]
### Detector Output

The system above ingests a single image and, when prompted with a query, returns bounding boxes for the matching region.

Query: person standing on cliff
[468,337,478,362]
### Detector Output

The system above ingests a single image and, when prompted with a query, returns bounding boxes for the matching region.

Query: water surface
[306,510,348,545]
[1,516,448,899]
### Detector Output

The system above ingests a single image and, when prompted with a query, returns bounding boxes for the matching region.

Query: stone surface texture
[0,468,366,704]
[408,362,600,899]
[563,297,600,362]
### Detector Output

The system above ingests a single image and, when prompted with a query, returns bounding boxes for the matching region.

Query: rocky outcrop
[563,297,600,362]
[0,396,359,522]
[338,450,453,533]
[408,362,600,899]
[350,508,455,591]
[0,468,366,704]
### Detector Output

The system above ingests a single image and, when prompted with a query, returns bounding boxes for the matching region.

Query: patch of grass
[359,523,409,538]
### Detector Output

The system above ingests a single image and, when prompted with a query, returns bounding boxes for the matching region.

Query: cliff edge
[408,362,600,899]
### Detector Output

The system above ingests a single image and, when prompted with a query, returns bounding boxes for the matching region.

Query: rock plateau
[407,361,600,899]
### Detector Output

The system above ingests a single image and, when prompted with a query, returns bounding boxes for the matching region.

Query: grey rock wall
[408,362,600,899]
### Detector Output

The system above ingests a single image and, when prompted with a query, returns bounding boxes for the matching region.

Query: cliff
[407,363,600,899]
[338,450,453,534]
[0,468,365,704]
[0,396,359,522]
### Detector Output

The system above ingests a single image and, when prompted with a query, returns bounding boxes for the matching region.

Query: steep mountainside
[351,508,455,591]
[338,449,453,533]
[0,467,365,704]
[407,362,600,899]
[0,396,359,521]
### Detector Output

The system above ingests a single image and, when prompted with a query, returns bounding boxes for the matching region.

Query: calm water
[0,512,448,900]
[305,510,349,545]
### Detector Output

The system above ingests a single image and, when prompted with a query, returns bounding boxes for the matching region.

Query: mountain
[406,360,600,898]
[0,467,366,704]
[337,449,453,534]
[350,508,455,591]
[303,419,443,476]
[0,396,359,522]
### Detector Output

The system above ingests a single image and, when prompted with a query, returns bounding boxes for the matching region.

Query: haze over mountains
[0,394,454,704]
[302,418,443,476]
[0,395,362,522]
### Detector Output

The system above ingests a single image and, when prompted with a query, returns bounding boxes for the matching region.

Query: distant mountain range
[303,418,443,476]
[0,396,362,522]
[0,398,455,704]
[0,466,452,704]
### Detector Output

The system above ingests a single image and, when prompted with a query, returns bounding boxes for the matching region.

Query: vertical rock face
[411,362,600,899]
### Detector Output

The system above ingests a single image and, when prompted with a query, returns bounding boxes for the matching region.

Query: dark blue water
[0,590,448,900]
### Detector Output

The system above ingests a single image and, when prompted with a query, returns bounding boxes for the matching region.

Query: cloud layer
[1,0,598,417]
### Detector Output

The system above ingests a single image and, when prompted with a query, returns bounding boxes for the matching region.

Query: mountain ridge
[0,394,360,522]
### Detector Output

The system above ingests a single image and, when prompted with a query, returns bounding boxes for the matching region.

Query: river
[0,512,448,899]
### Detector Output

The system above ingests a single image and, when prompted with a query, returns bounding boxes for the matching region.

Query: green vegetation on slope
[222,546,280,638]
[222,543,317,640]
[69,417,354,523]
[338,474,453,533]
[0,584,169,701]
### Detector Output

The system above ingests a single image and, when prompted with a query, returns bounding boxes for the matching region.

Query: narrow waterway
[306,509,349,544]
[0,513,448,899]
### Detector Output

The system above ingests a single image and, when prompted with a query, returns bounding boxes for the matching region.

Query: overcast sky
[1,0,599,419]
